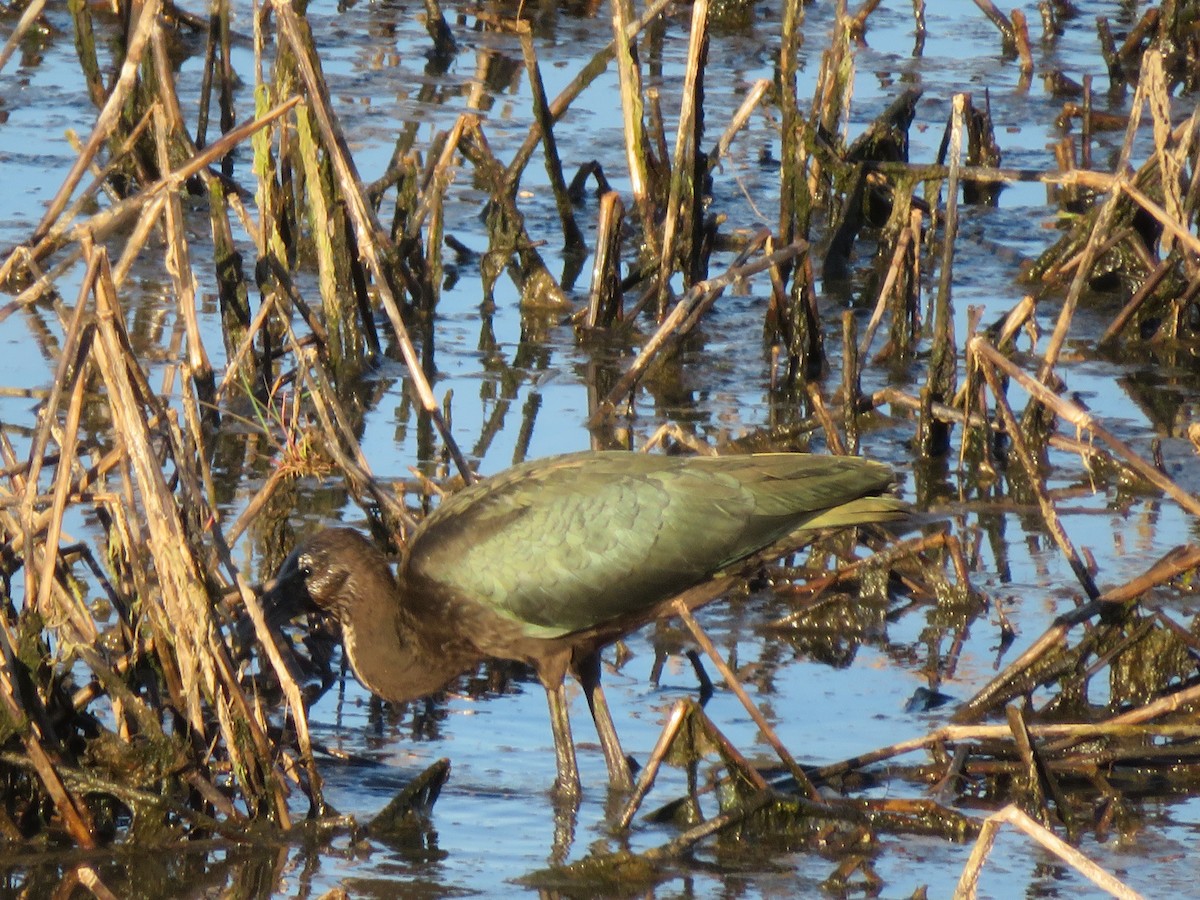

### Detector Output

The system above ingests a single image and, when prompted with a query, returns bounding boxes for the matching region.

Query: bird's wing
[404,452,895,639]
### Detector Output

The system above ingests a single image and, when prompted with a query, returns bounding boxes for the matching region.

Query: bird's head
[262,527,395,627]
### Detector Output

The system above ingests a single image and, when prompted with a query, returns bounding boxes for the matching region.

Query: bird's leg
[544,681,581,799]
[575,653,634,791]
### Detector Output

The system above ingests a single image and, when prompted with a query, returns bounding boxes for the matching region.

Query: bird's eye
[300,564,312,578]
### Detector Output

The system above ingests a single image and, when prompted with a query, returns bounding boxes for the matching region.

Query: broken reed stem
[0,0,48,74]
[421,0,457,61]
[3,299,143,847]
[971,0,1014,46]
[1081,74,1093,168]
[195,0,218,147]
[849,0,883,34]
[619,700,768,835]
[112,192,170,289]
[18,372,101,649]
[644,792,775,861]
[671,600,820,801]
[954,805,1144,900]
[617,700,689,829]
[910,0,926,53]
[866,159,1127,189]
[0,740,246,837]
[957,306,987,474]
[952,543,1200,724]
[300,347,415,532]
[505,0,675,185]
[407,114,468,242]
[1004,703,1060,830]
[425,169,446,312]
[873,385,1120,475]
[811,6,854,146]
[778,0,806,244]
[586,191,625,327]
[857,225,912,363]
[709,78,770,170]
[292,103,347,359]
[1146,54,1183,245]
[610,0,654,242]
[814,720,1200,787]
[1097,257,1173,347]
[587,237,803,425]
[972,340,1101,600]
[698,709,773,793]
[213,277,285,401]
[32,349,95,642]
[654,0,708,314]
[921,92,963,457]
[20,257,97,529]
[1118,175,1200,257]
[1107,674,1200,728]
[1010,9,1033,76]
[153,107,215,397]
[459,119,569,308]
[69,865,120,900]
[224,462,290,548]
[807,384,846,455]
[516,24,585,252]
[1031,173,1126,389]
[971,336,1200,517]
[842,312,859,454]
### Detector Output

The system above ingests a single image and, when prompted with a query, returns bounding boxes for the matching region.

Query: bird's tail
[804,495,909,530]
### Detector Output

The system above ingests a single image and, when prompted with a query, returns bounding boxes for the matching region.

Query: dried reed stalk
[516,25,585,253]
[587,237,804,425]
[273,0,472,483]
[653,0,709,314]
[954,805,1144,899]
[89,241,289,820]
[26,0,162,248]
[610,0,654,239]
[0,0,48,74]
[921,92,963,457]
[972,336,1200,517]
[672,600,819,800]
[972,339,1101,599]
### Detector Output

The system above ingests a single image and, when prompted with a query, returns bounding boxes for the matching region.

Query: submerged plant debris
[0,0,1198,896]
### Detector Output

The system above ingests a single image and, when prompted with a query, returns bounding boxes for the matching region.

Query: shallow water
[2,0,1199,896]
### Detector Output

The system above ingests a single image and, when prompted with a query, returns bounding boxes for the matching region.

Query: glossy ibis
[265,450,904,796]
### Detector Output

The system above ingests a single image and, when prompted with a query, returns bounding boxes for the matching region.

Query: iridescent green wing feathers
[404,452,901,639]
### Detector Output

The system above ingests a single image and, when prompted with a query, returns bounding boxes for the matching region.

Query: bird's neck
[340,585,475,704]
